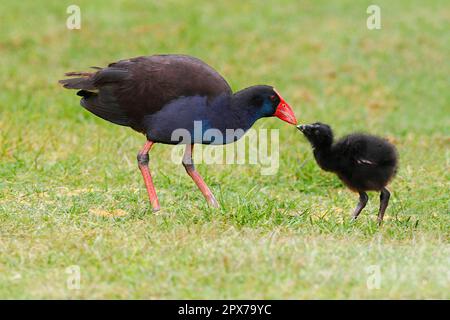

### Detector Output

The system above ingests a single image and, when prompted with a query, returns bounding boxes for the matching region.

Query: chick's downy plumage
[298,122,398,224]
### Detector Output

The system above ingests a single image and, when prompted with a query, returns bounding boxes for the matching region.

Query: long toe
[206,194,219,208]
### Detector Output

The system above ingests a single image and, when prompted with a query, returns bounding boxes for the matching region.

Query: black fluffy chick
[297,123,398,224]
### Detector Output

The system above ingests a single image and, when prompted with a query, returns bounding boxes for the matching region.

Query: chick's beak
[296,124,306,132]
[273,90,297,125]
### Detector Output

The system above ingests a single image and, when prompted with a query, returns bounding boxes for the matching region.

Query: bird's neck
[227,91,264,130]
[312,144,337,172]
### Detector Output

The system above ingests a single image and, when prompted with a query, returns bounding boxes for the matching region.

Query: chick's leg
[351,191,368,220]
[377,188,390,225]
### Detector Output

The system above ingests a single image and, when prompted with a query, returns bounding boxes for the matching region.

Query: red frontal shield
[273,89,297,125]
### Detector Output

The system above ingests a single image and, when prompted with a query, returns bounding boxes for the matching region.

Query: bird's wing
[356,158,377,165]
[60,55,232,131]
[109,55,232,116]
[335,134,379,166]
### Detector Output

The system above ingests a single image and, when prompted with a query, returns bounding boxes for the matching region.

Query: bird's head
[234,85,297,125]
[297,122,333,148]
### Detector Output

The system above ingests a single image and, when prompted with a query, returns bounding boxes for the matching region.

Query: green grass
[0,0,449,299]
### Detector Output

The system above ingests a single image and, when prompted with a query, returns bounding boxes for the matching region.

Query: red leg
[182,144,219,208]
[137,141,160,211]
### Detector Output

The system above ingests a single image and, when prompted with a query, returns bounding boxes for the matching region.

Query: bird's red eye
[270,95,277,102]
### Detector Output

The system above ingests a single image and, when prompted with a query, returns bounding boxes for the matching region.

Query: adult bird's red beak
[273,90,297,125]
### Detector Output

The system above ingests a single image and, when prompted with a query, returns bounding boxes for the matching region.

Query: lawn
[0,0,449,299]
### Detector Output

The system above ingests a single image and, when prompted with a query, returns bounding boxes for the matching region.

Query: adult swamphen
[297,122,398,225]
[60,54,297,211]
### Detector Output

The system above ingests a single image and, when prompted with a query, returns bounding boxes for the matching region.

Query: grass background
[0,0,449,298]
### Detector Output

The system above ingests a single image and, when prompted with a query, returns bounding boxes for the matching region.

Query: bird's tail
[58,68,101,90]
[58,67,131,127]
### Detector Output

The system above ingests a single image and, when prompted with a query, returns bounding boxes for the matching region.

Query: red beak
[273,90,297,125]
